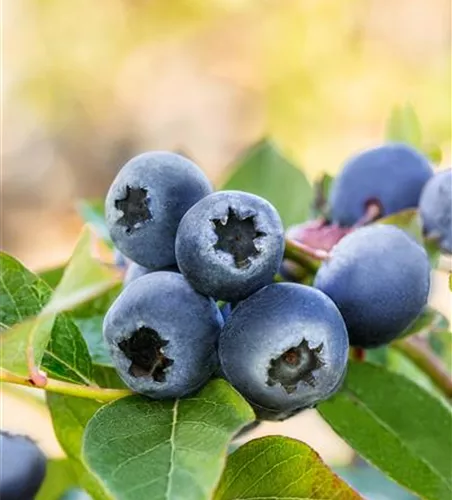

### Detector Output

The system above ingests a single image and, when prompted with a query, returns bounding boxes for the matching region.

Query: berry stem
[284,239,324,272]
[0,368,132,402]
[392,337,452,399]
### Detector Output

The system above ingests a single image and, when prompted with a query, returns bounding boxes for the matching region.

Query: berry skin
[175,191,284,302]
[218,283,349,413]
[419,169,452,253]
[330,143,433,226]
[123,262,179,287]
[0,431,47,500]
[105,152,212,269]
[314,224,430,348]
[123,262,150,287]
[113,248,129,269]
[103,271,222,399]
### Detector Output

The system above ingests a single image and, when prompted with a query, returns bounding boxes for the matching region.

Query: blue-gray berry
[419,169,452,253]
[175,191,284,302]
[103,271,222,399]
[330,143,433,226]
[106,152,212,269]
[314,224,431,347]
[218,283,349,413]
[0,432,47,500]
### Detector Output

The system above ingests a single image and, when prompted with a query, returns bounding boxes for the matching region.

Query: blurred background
[2,0,451,269]
[1,1,451,497]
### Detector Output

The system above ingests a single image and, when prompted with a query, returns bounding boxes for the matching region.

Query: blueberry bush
[1,106,451,500]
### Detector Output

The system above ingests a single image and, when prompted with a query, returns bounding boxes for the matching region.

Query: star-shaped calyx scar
[212,207,266,268]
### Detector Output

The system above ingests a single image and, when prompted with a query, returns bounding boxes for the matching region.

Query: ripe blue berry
[123,262,150,287]
[175,191,284,302]
[314,224,430,348]
[0,432,47,500]
[106,152,212,269]
[330,144,433,226]
[103,271,222,399]
[419,169,452,254]
[218,283,349,413]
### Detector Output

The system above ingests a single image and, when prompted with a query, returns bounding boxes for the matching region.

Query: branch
[392,337,452,399]
[284,239,324,273]
[0,369,132,402]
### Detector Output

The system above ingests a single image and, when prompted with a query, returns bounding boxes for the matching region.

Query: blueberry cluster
[104,146,437,420]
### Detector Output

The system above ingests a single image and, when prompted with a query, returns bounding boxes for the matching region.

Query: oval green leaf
[318,361,452,500]
[222,140,313,227]
[83,379,255,500]
[215,435,360,499]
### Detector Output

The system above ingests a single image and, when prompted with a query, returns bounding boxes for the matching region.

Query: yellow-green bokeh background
[4,0,450,268]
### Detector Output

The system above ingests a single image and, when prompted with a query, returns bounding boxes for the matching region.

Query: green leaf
[311,173,334,219]
[222,140,313,227]
[45,226,120,315]
[92,364,127,389]
[385,104,422,149]
[72,284,121,366]
[48,394,112,499]
[36,459,77,500]
[42,315,94,384]
[0,228,118,378]
[319,361,452,500]
[0,253,93,383]
[215,435,360,499]
[39,265,65,288]
[77,198,111,243]
[83,379,254,500]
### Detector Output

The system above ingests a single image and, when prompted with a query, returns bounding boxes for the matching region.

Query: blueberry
[314,224,430,348]
[220,302,232,322]
[419,169,452,253]
[106,152,212,269]
[103,271,222,398]
[123,262,179,288]
[175,191,284,302]
[218,283,349,413]
[113,248,129,270]
[330,143,433,226]
[0,431,47,500]
[123,262,151,287]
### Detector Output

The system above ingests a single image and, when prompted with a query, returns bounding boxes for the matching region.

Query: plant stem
[0,369,132,402]
[284,239,322,273]
[392,338,452,399]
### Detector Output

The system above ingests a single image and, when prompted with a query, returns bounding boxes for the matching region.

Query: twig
[0,369,132,402]
[392,337,452,399]
[284,239,324,273]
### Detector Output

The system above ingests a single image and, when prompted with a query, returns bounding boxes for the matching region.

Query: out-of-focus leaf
[83,379,254,500]
[385,104,422,149]
[222,140,313,227]
[77,199,111,243]
[215,436,360,499]
[319,361,452,500]
[36,459,77,500]
[429,330,452,371]
[39,265,66,289]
